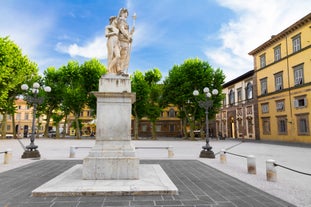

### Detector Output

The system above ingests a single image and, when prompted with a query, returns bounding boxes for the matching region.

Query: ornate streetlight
[193,87,218,158]
[21,82,51,158]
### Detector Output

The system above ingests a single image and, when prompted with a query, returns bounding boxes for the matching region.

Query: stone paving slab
[0,160,294,207]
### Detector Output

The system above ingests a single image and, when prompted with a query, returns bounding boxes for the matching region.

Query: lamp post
[193,87,218,158]
[21,82,51,158]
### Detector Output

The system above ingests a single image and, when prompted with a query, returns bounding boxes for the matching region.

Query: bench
[135,146,174,158]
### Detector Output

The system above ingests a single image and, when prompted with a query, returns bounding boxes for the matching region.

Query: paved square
[0,159,293,206]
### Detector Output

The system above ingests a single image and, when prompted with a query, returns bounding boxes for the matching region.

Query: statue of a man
[105,8,135,76]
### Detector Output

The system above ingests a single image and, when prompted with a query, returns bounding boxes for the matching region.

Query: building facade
[249,13,311,143]
[131,105,181,137]
[1,98,46,137]
[216,70,259,140]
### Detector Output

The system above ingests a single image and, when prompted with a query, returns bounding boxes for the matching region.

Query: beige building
[216,70,259,140]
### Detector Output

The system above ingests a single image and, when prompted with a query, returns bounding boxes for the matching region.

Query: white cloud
[205,0,311,82]
[0,3,55,59]
[55,36,107,59]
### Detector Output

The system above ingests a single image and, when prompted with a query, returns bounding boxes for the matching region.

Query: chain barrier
[214,141,244,156]
[224,151,248,158]
[273,162,311,176]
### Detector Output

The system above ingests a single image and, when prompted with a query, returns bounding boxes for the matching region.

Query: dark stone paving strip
[0,160,293,207]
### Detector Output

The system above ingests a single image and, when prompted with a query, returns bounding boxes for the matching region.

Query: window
[18,105,22,109]
[296,113,309,135]
[292,34,301,53]
[7,125,11,131]
[229,89,235,105]
[276,100,285,111]
[294,96,307,108]
[261,103,269,113]
[277,116,287,134]
[274,72,283,91]
[16,113,21,121]
[141,124,147,132]
[237,88,242,102]
[169,124,175,132]
[262,117,270,135]
[25,113,29,120]
[87,111,91,116]
[156,125,161,132]
[246,82,253,99]
[260,78,268,95]
[80,111,84,117]
[260,54,266,68]
[223,95,227,106]
[237,108,243,117]
[294,64,304,86]
[274,45,281,62]
[246,106,253,115]
[168,108,175,117]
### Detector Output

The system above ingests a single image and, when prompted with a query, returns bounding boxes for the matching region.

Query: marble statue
[106,8,135,76]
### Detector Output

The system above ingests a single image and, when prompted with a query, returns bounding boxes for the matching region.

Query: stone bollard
[266,159,277,182]
[4,149,12,164]
[69,146,76,158]
[247,155,256,174]
[220,149,226,164]
[168,147,174,158]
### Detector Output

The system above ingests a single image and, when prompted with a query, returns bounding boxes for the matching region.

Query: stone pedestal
[83,74,139,180]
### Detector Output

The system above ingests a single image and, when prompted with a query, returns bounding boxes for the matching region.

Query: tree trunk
[1,112,7,139]
[151,121,157,140]
[75,115,81,139]
[182,117,187,139]
[62,115,68,138]
[44,108,53,137]
[12,111,17,138]
[134,117,139,140]
[55,122,60,139]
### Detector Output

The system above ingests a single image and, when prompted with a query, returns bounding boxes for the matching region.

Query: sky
[1,0,311,82]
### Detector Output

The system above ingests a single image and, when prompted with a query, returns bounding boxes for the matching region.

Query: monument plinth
[83,74,139,180]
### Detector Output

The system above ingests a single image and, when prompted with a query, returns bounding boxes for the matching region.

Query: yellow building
[2,98,46,137]
[131,105,181,137]
[249,13,311,143]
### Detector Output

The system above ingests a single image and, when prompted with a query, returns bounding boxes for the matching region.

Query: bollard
[220,149,227,164]
[266,159,277,182]
[69,146,76,158]
[4,149,12,164]
[247,155,256,174]
[168,147,174,158]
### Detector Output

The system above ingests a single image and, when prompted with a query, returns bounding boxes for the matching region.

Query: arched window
[168,108,175,117]
[246,82,253,99]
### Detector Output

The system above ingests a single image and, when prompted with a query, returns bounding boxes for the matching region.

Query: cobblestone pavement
[0,160,293,207]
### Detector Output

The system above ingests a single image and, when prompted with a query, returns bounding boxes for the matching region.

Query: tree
[131,71,149,140]
[58,59,105,139]
[144,68,162,140]
[0,36,38,138]
[163,58,225,140]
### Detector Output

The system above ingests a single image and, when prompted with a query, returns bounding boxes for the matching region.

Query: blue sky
[1,0,311,82]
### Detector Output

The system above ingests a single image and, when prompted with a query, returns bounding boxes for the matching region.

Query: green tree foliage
[0,36,38,138]
[131,71,150,140]
[57,59,105,139]
[163,58,225,140]
[144,68,162,140]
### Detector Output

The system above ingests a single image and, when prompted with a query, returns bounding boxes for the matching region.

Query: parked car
[48,130,56,138]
